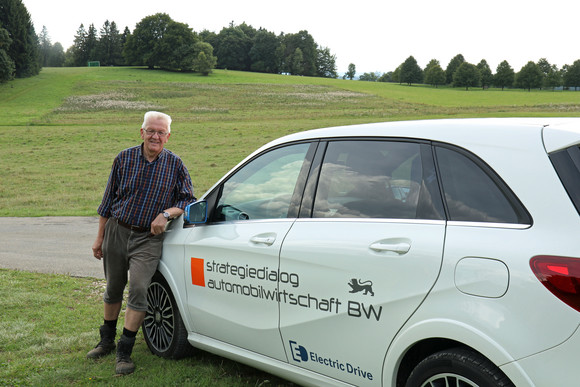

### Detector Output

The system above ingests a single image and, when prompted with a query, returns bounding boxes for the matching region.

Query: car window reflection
[216,144,310,221]
[313,141,423,219]
[436,146,526,224]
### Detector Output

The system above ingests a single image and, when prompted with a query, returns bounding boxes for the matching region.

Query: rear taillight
[530,255,580,313]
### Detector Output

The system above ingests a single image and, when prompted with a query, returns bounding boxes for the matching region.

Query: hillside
[1,66,580,216]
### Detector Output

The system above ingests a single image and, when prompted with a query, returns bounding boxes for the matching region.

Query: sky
[22,0,580,75]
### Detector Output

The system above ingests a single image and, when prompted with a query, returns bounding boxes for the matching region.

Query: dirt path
[0,217,104,278]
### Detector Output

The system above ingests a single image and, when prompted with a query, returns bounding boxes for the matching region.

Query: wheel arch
[383,319,530,387]
[394,338,465,387]
[155,260,195,333]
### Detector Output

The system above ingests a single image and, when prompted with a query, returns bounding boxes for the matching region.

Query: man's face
[140,117,170,157]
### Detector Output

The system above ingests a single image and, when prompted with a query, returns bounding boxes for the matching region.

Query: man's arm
[92,216,109,260]
[150,207,185,235]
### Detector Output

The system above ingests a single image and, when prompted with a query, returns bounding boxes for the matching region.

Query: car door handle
[250,234,276,246]
[369,240,411,254]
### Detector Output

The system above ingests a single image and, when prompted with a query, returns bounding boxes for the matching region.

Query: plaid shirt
[97,144,195,228]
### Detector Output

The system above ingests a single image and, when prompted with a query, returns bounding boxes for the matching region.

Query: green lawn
[0,269,295,386]
[2,67,580,385]
[1,66,580,217]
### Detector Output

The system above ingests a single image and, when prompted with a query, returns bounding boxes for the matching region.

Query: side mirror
[184,201,208,224]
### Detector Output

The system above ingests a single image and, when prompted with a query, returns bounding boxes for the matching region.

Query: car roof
[542,118,580,152]
[201,118,580,202]
[260,118,580,154]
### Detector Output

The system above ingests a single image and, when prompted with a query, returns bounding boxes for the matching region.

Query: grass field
[1,67,580,385]
[0,269,295,386]
[2,66,580,216]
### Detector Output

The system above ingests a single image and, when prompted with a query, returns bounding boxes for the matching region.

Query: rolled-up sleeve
[97,157,119,218]
[172,162,196,209]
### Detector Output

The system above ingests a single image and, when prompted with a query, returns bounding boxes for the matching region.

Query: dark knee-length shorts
[102,218,163,312]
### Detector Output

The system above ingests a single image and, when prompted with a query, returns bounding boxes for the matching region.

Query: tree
[121,26,131,46]
[0,23,15,82]
[214,22,253,71]
[537,58,551,86]
[537,59,561,90]
[424,59,446,87]
[392,65,401,83]
[316,46,337,78]
[85,24,98,62]
[70,24,88,66]
[38,25,51,67]
[48,42,65,67]
[97,20,124,66]
[199,23,333,78]
[124,13,199,71]
[237,22,257,41]
[199,30,218,50]
[193,42,217,75]
[282,30,317,76]
[446,54,465,84]
[359,72,382,82]
[0,0,40,77]
[249,29,281,73]
[476,59,493,89]
[494,60,515,90]
[400,56,423,85]
[291,47,304,75]
[516,61,543,91]
[38,26,64,67]
[424,59,439,73]
[564,60,580,90]
[453,62,480,90]
[345,63,356,80]
[274,43,286,74]
[378,72,393,82]
[124,13,173,68]
[157,20,199,71]
[544,64,562,90]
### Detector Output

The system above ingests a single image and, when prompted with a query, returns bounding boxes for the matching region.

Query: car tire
[405,347,514,387]
[143,272,193,359]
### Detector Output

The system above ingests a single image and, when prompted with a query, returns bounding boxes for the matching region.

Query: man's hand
[92,216,108,260]
[150,213,169,235]
[92,237,104,260]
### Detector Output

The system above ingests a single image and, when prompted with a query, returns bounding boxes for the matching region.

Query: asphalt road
[0,217,105,278]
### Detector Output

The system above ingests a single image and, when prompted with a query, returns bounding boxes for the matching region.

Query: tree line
[350,54,580,91]
[2,0,579,90]
[0,0,338,82]
[63,15,337,77]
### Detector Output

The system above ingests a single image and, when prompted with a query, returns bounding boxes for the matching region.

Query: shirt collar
[139,143,166,163]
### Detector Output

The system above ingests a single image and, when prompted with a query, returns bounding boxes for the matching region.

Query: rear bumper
[501,324,580,386]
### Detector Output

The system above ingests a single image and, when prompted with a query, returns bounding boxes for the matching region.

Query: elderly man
[88,111,195,375]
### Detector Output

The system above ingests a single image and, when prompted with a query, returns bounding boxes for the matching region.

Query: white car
[143,118,580,387]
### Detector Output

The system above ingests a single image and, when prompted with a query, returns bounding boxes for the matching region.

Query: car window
[215,143,311,221]
[312,140,442,219]
[549,145,580,216]
[435,146,530,224]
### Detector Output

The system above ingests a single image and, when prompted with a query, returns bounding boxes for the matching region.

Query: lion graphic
[348,279,374,296]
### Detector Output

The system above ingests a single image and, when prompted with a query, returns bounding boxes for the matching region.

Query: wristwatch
[162,211,171,219]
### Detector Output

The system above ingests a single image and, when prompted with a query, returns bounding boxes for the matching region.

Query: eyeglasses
[144,129,169,138]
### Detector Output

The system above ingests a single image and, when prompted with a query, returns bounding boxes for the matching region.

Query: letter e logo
[289,340,308,363]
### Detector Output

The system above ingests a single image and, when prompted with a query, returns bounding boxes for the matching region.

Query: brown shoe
[87,325,116,359]
[115,335,136,375]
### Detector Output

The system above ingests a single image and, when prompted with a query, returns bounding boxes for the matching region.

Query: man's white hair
[142,111,172,133]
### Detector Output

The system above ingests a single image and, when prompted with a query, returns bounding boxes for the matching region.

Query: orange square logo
[191,258,205,287]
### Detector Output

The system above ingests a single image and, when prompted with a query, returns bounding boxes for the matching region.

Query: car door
[183,142,315,361]
[278,139,447,386]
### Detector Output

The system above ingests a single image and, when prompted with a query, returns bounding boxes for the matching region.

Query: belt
[113,218,150,233]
